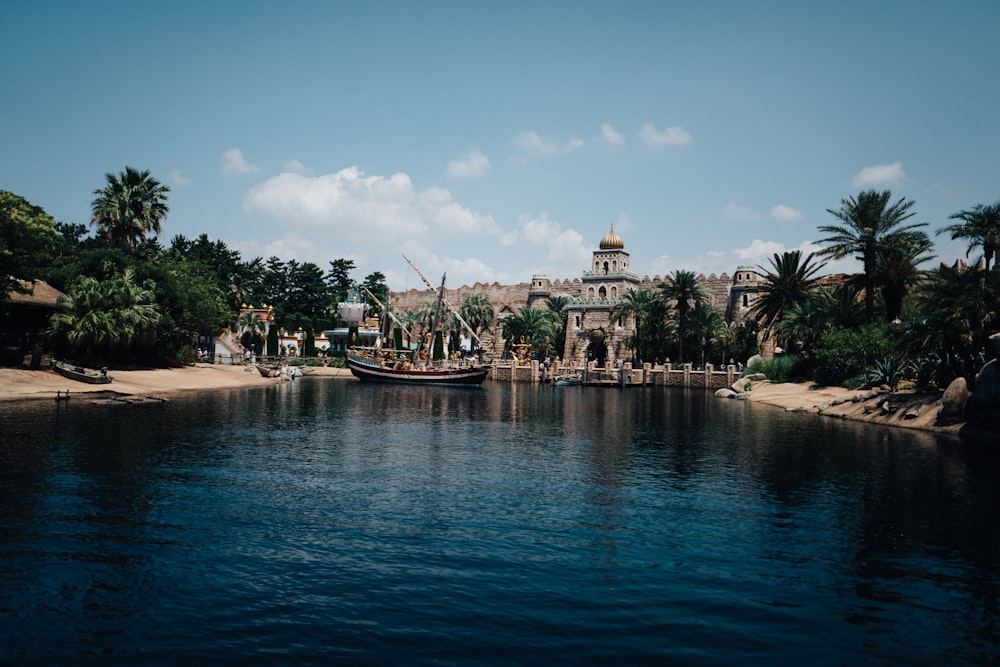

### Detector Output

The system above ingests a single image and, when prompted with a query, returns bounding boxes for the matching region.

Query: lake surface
[1,379,998,666]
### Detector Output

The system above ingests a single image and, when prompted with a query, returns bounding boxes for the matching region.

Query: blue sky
[3,1,998,291]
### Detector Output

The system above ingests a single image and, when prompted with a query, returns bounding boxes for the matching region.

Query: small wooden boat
[254,364,278,378]
[53,360,112,384]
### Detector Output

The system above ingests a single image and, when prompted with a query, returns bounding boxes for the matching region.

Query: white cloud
[770,204,803,222]
[446,149,491,178]
[638,122,693,148]
[221,148,262,175]
[244,167,426,240]
[283,159,313,176]
[601,122,624,145]
[506,212,591,278]
[244,166,499,248]
[852,161,905,188]
[167,170,191,186]
[514,131,584,156]
[722,202,762,221]
[419,186,500,235]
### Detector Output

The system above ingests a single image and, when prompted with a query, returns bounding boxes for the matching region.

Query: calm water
[1,379,998,666]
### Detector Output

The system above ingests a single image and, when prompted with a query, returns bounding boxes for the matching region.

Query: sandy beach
[0,363,353,403]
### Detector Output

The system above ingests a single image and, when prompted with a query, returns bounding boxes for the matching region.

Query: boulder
[745,373,768,382]
[938,377,969,423]
[746,354,763,369]
[969,359,998,407]
[715,388,737,399]
[732,377,752,393]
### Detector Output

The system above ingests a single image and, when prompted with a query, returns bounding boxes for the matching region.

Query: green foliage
[811,323,891,387]
[744,354,808,383]
[49,266,161,364]
[0,191,59,295]
[864,357,906,390]
[91,167,170,256]
[432,331,445,361]
[749,250,825,342]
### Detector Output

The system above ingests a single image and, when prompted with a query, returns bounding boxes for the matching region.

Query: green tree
[361,272,390,317]
[499,306,555,357]
[0,191,60,296]
[611,288,663,363]
[686,301,725,367]
[49,267,160,363]
[748,250,825,345]
[327,258,356,306]
[937,200,1000,272]
[658,270,709,364]
[878,230,934,322]
[818,190,926,323]
[459,292,495,338]
[91,167,170,256]
[238,310,267,356]
[543,295,569,358]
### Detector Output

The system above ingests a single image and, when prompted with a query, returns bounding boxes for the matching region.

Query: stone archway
[587,328,608,368]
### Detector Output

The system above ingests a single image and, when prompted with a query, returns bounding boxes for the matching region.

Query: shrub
[744,353,810,383]
[812,323,891,387]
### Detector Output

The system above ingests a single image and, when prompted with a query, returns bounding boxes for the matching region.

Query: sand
[0,363,353,403]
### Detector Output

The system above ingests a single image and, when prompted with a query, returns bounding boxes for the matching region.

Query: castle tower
[727,264,760,323]
[527,274,552,309]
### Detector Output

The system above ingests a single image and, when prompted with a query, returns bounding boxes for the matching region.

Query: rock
[938,377,969,423]
[746,373,767,382]
[732,377,752,393]
[903,408,920,419]
[746,354,763,369]
[969,359,998,407]
[880,402,896,414]
[989,332,1000,357]
[735,393,748,400]
[715,388,737,399]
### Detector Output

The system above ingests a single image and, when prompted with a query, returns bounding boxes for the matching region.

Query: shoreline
[0,364,354,403]
[2,366,990,439]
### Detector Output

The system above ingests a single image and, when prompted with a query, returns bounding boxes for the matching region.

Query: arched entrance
[587,328,608,368]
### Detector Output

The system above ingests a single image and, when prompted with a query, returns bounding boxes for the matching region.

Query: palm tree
[748,250,826,342]
[499,306,555,357]
[611,288,661,362]
[878,231,934,322]
[543,295,569,358]
[938,201,1000,271]
[91,167,171,256]
[459,292,495,338]
[818,189,926,322]
[658,270,709,363]
[685,301,725,367]
[50,267,160,361]
[238,310,266,355]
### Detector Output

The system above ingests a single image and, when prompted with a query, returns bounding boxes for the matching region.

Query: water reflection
[0,380,997,665]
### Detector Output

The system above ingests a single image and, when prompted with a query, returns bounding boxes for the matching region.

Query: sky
[3,1,999,292]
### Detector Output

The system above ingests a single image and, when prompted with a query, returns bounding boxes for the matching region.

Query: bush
[744,354,810,383]
[812,323,891,387]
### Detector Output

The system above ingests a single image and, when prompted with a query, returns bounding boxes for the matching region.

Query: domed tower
[592,227,629,275]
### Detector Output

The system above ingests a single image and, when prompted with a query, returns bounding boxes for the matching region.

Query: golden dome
[599,228,624,250]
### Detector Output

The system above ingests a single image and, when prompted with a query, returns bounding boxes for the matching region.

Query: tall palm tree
[543,295,569,358]
[938,201,1000,271]
[878,231,934,322]
[685,301,724,366]
[818,189,926,322]
[658,270,709,364]
[459,292,495,337]
[748,250,826,342]
[91,167,171,256]
[611,288,661,362]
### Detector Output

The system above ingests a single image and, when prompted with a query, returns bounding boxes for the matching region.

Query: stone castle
[389,228,762,366]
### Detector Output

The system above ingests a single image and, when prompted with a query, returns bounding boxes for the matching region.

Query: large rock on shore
[938,377,969,424]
